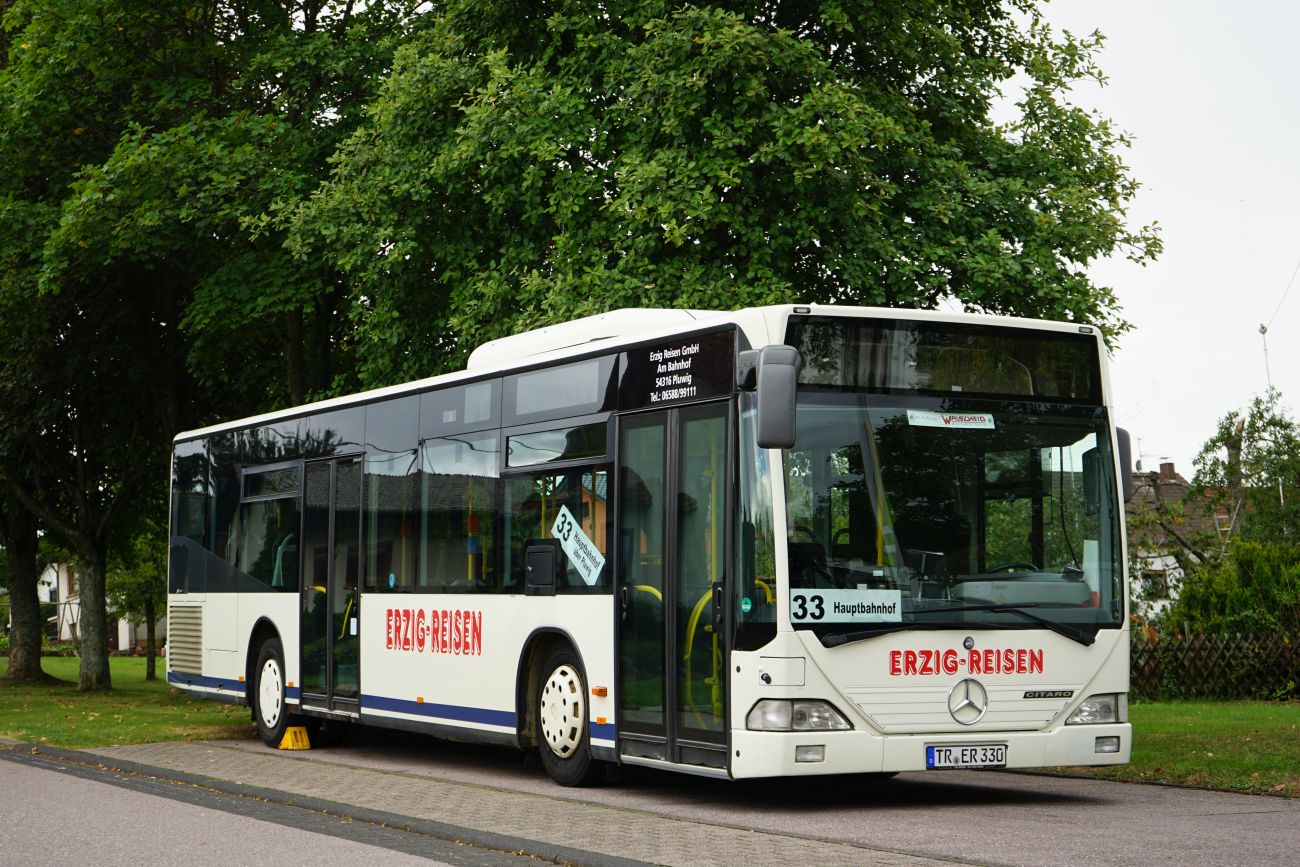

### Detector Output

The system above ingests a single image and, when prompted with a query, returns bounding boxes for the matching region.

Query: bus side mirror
[739,345,800,450]
[1116,428,1134,502]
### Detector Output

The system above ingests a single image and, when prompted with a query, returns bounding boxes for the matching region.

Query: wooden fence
[1130,630,1300,700]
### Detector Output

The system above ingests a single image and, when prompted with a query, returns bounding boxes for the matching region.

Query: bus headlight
[1066,693,1127,725]
[746,700,852,731]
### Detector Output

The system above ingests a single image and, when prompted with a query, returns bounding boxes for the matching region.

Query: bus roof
[174,304,1101,442]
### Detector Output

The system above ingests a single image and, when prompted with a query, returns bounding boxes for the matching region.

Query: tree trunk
[1227,419,1245,511]
[285,308,306,406]
[76,549,112,691]
[144,591,156,681]
[0,495,50,683]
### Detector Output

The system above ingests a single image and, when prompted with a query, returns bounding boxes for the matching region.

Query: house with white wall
[1125,462,1221,620]
[38,562,164,651]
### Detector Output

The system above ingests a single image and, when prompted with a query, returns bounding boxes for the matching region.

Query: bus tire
[536,645,602,787]
[253,638,293,747]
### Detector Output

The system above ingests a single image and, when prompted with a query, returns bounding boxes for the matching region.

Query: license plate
[926,744,1007,769]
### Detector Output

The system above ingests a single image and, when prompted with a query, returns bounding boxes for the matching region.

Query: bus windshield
[782,319,1122,642]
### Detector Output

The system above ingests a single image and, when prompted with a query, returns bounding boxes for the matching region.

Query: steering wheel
[989,562,1039,573]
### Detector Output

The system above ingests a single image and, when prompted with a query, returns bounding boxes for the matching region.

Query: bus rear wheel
[536,645,602,787]
[254,638,296,747]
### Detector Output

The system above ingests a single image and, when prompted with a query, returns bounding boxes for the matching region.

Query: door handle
[711,581,724,629]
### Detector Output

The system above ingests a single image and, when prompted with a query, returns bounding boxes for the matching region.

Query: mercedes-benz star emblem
[948,678,989,725]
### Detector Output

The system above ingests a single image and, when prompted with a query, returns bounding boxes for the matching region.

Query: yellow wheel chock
[278,726,312,750]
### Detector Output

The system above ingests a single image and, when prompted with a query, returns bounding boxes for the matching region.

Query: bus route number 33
[791,593,826,621]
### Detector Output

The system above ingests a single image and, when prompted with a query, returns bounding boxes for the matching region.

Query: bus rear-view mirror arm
[738,345,801,450]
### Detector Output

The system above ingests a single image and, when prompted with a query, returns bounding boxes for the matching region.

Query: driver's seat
[787,541,827,581]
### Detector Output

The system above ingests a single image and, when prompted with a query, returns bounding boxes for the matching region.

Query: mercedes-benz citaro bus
[167,305,1134,786]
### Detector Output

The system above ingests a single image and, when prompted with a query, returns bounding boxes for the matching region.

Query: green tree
[37,0,418,408]
[0,487,49,683]
[1166,539,1300,636]
[107,515,168,680]
[1191,388,1300,543]
[0,0,209,690]
[287,0,1159,386]
[1,0,417,689]
[0,264,178,690]
[1162,390,1300,635]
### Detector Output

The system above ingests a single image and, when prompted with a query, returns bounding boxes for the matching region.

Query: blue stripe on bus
[167,671,246,696]
[170,673,598,738]
[362,694,516,729]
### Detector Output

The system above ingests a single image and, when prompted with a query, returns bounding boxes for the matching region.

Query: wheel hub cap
[259,659,282,728]
[539,664,584,758]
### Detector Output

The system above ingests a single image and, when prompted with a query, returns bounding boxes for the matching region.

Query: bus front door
[300,456,362,714]
[617,402,730,770]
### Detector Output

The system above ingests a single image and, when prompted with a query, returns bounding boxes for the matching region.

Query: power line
[1266,256,1300,329]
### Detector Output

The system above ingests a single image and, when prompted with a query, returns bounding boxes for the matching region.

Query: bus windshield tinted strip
[817,604,1098,648]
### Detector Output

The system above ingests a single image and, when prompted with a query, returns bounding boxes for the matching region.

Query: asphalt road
[205,728,1299,867]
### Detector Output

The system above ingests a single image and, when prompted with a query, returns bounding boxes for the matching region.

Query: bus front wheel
[536,645,602,786]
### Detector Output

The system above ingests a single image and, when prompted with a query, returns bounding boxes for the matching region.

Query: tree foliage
[286,0,1159,385]
[107,513,168,680]
[27,0,416,408]
[1191,388,1300,543]
[1166,539,1300,637]
[1162,390,1300,635]
[0,0,415,688]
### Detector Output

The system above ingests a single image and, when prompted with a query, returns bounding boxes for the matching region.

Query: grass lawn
[1054,700,1300,797]
[0,656,254,748]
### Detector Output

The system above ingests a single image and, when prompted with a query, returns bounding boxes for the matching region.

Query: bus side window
[504,467,611,592]
[238,498,301,592]
[419,433,500,592]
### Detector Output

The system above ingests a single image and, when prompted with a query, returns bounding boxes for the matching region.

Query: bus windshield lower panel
[783,394,1123,640]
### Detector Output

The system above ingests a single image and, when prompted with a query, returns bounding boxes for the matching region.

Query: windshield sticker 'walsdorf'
[906,409,995,430]
[790,588,903,623]
[550,504,605,586]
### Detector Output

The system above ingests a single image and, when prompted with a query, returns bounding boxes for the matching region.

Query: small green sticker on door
[740,597,753,614]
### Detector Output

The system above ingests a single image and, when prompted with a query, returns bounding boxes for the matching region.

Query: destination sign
[618,329,735,410]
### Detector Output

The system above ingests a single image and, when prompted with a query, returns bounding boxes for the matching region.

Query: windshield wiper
[820,603,1096,648]
[820,621,936,647]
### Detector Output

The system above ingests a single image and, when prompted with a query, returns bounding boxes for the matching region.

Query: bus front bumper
[729,723,1131,779]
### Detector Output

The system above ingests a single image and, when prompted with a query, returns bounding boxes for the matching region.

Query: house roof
[1126,462,1220,557]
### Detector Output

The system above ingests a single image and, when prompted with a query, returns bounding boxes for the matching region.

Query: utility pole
[1259,324,1272,389]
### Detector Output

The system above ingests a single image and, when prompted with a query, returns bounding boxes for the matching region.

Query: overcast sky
[1035,0,1300,477]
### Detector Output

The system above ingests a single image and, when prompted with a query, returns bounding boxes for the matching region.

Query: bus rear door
[300,456,363,714]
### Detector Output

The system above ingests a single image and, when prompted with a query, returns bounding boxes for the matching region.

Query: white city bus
[167,304,1134,785]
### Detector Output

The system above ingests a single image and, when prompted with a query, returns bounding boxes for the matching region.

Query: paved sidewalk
[66,740,953,867]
